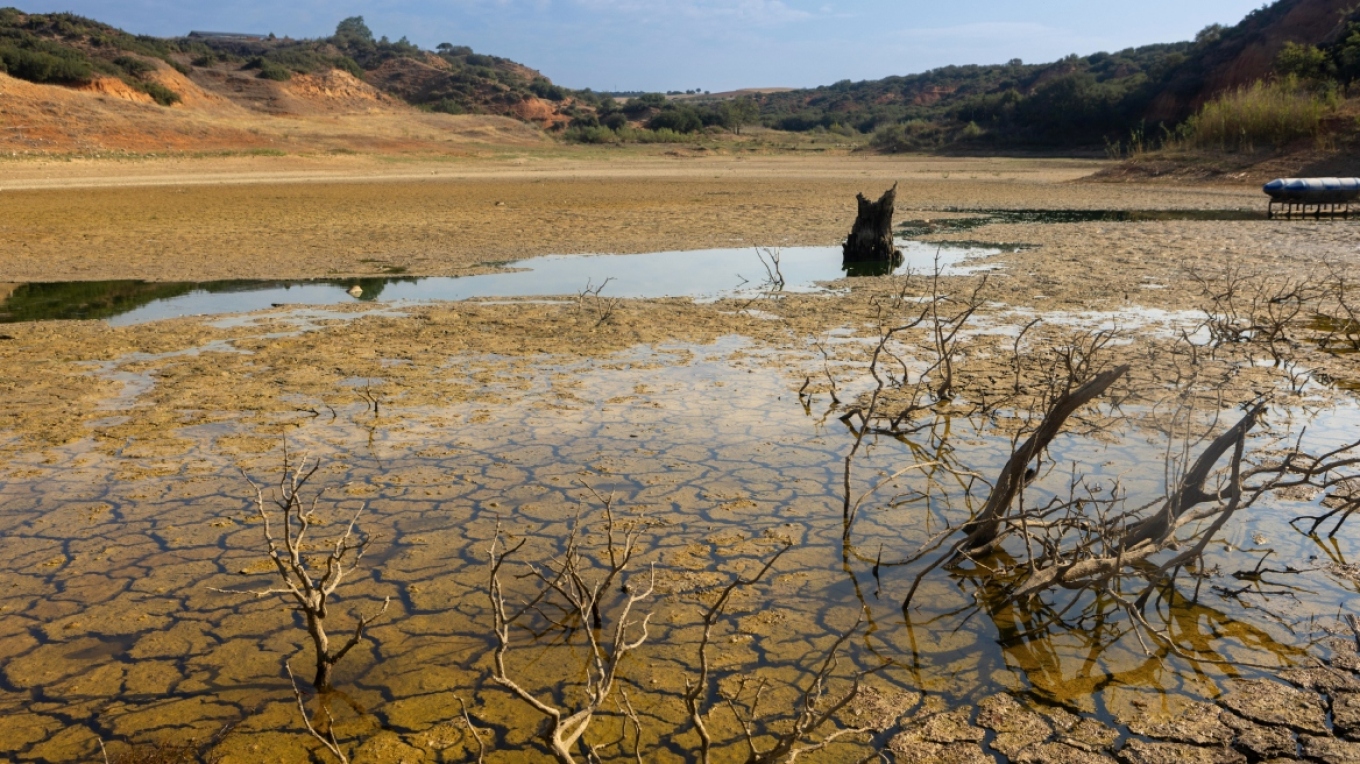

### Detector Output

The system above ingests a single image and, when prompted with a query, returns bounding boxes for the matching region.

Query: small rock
[1116,739,1246,764]
[1334,693,1360,740]
[1219,679,1328,734]
[1301,734,1360,764]
[918,708,986,744]
[1126,701,1233,746]
[1015,742,1118,764]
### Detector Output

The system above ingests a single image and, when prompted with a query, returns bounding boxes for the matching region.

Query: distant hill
[0,9,585,126]
[1146,0,1359,120]
[3,0,1358,157]
[747,0,1360,150]
[752,43,1194,148]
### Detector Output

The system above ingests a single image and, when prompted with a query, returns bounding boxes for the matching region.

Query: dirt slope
[187,66,403,116]
[0,70,546,154]
[1148,0,1356,120]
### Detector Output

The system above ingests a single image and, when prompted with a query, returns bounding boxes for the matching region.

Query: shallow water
[0,241,993,326]
[898,208,1268,237]
[0,336,1355,761]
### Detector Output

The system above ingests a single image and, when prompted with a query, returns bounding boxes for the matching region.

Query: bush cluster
[0,39,92,83]
[562,125,697,144]
[0,9,186,105]
[1177,78,1336,153]
[565,94,759,141]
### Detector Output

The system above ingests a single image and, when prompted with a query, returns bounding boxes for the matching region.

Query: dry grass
[1176,79,1338,154]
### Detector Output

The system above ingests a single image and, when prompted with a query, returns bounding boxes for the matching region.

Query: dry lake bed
[1,154,1359,763]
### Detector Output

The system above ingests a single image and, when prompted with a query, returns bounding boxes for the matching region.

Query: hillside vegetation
[0,9,582,124]
[743,0,1360,155]
[0,7,184,104]
[2,0,1359,164]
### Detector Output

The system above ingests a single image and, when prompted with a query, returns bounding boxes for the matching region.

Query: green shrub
[1275,42,1332,82]
[563,125,697,144]
[632,127,695,143]
[564,125,621,144]
[648,106,703,133]
[427,98,465,115]
[335,56,364,78]
[1177,78,1336,153]
[136,80,180,106]
[246,56,292,81]
[871,120,947,152]
[0,42,92,83]
[112,54,153,76]
[529,78,566,102]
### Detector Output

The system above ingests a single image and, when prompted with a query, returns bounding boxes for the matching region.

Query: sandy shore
[0,153,1352,453]
[0,153,1261,283]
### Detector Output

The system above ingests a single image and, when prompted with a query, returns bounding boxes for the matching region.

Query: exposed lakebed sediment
[0,157,1358,762]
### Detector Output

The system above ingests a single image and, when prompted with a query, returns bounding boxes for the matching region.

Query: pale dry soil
[0,153,1257,283]
[0,154,1358,763]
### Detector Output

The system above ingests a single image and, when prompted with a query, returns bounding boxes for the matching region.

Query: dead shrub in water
[885,357,1360,653]
[811,275,1360,655]
[577,277,621,328]
[1317,262,1360,354]
[485,492,655,764]
[1188,264,1323,363]
[679,545,893,763]
[211,450,389,693]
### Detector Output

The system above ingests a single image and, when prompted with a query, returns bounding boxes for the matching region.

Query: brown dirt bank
[0,154,1263,283]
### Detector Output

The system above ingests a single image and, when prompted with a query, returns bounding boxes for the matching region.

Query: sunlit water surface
[0,336,1356,761]
[0,241,993,326]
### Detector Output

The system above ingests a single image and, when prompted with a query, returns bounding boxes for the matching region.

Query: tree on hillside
[1334,25,1360,93]
[719,97,759,134]
[1275,41,1333,84]
[334,17,374,45]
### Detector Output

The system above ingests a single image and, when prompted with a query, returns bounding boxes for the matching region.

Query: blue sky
[23,1,1266,91]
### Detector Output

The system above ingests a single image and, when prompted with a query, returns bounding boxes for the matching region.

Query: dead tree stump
[843,184,902,263]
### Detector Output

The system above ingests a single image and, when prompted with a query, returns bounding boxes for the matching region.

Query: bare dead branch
[213,450,389,692]
[720,614,882,764]
[286,662,349,764]
[681,544,791,764]
[487,502,656,764]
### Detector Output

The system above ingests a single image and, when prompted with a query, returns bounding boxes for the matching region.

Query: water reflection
[0,242,996,326]
[0,277,417,323]
[842,251,905,278]
[898,208,1268,237]
[0,338,1353,759]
